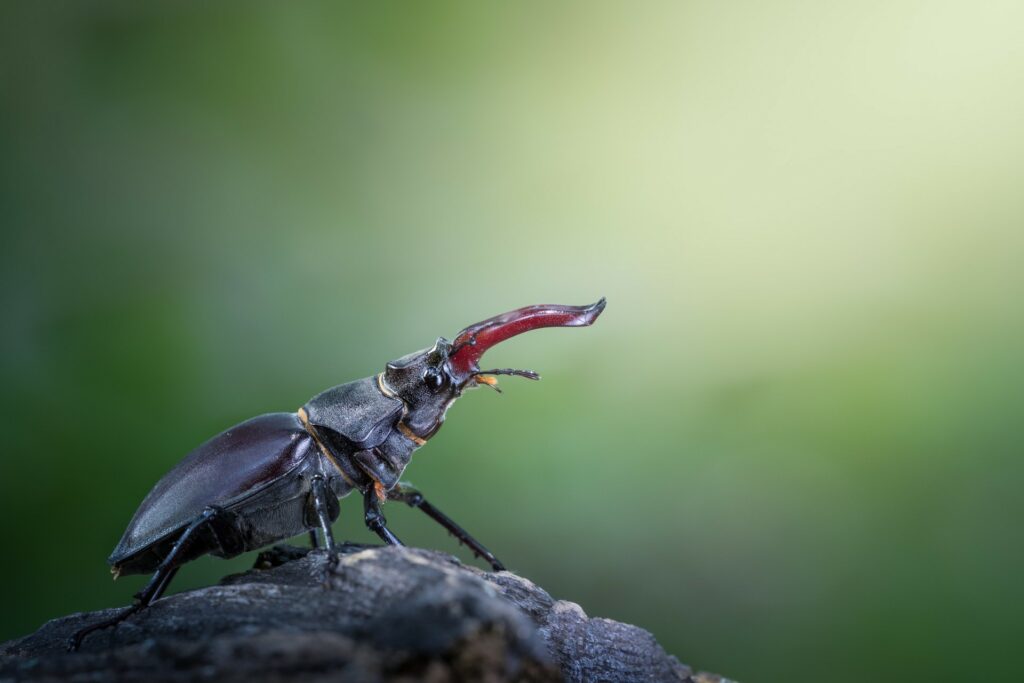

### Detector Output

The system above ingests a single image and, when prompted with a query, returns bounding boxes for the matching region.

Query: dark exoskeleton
[69,299,606,650]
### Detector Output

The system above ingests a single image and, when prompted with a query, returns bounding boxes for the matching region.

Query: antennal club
[477,368,541,381]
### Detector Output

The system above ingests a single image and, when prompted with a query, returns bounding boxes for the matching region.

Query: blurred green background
[2,2,1022,681]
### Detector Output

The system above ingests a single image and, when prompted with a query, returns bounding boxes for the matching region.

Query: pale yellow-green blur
[1,3,1022,681]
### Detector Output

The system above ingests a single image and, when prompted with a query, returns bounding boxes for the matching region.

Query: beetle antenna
[477,368,541,381]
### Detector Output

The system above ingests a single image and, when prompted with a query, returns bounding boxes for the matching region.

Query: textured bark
[0,544,732,683]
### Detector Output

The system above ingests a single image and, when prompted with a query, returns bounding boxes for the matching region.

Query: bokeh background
[2,2,1023,681]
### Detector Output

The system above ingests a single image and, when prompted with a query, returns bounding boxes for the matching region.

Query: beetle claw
[318,550,339,589]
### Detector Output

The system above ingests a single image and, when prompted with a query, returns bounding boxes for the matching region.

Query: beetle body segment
[303,376,404,450]
[109,375,431,576]
[108,412,349,575]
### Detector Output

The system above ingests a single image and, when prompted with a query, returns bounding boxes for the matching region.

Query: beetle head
[382,298,606,440]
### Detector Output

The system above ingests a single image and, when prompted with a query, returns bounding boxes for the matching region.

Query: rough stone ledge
[0,544,733,683]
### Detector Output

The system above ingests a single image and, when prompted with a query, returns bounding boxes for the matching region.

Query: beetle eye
[423,367,444,390]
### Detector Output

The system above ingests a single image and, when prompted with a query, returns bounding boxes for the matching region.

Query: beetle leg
[389,483,506,572]
[68,506,225,651]
[363,488,404,546]
[66,603,141,652]
[309,530,320,548]
[309,474,337,552]
[147,565,180,604]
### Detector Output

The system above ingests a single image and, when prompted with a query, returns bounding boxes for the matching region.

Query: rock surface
[0,544,731,682]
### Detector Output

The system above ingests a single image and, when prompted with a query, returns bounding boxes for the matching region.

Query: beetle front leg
[363,487,404,546]
[389,483,506,571]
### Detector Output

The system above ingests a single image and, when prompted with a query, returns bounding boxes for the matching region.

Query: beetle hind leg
[388,483,506,572]
[68,506,226,651]
[66,602,142,652]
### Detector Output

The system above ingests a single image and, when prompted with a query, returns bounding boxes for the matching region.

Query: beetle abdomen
[108,412,315,573]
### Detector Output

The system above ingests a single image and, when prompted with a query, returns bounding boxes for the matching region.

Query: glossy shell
[108,412,315,569]
[303,376,404,449]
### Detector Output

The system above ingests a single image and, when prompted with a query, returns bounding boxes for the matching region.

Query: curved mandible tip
[447,298,606,378]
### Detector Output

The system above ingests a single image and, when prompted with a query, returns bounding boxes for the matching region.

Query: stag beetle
[69,299,606,650]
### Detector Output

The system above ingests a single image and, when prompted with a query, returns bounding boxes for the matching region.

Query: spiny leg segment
[68,505,230,651]
[388,482,505,571]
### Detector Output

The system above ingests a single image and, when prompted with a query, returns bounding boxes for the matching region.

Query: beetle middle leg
[308,475,337,552]
[307,474,341,585]
[68,505,235,651]
[388,483,506,571]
